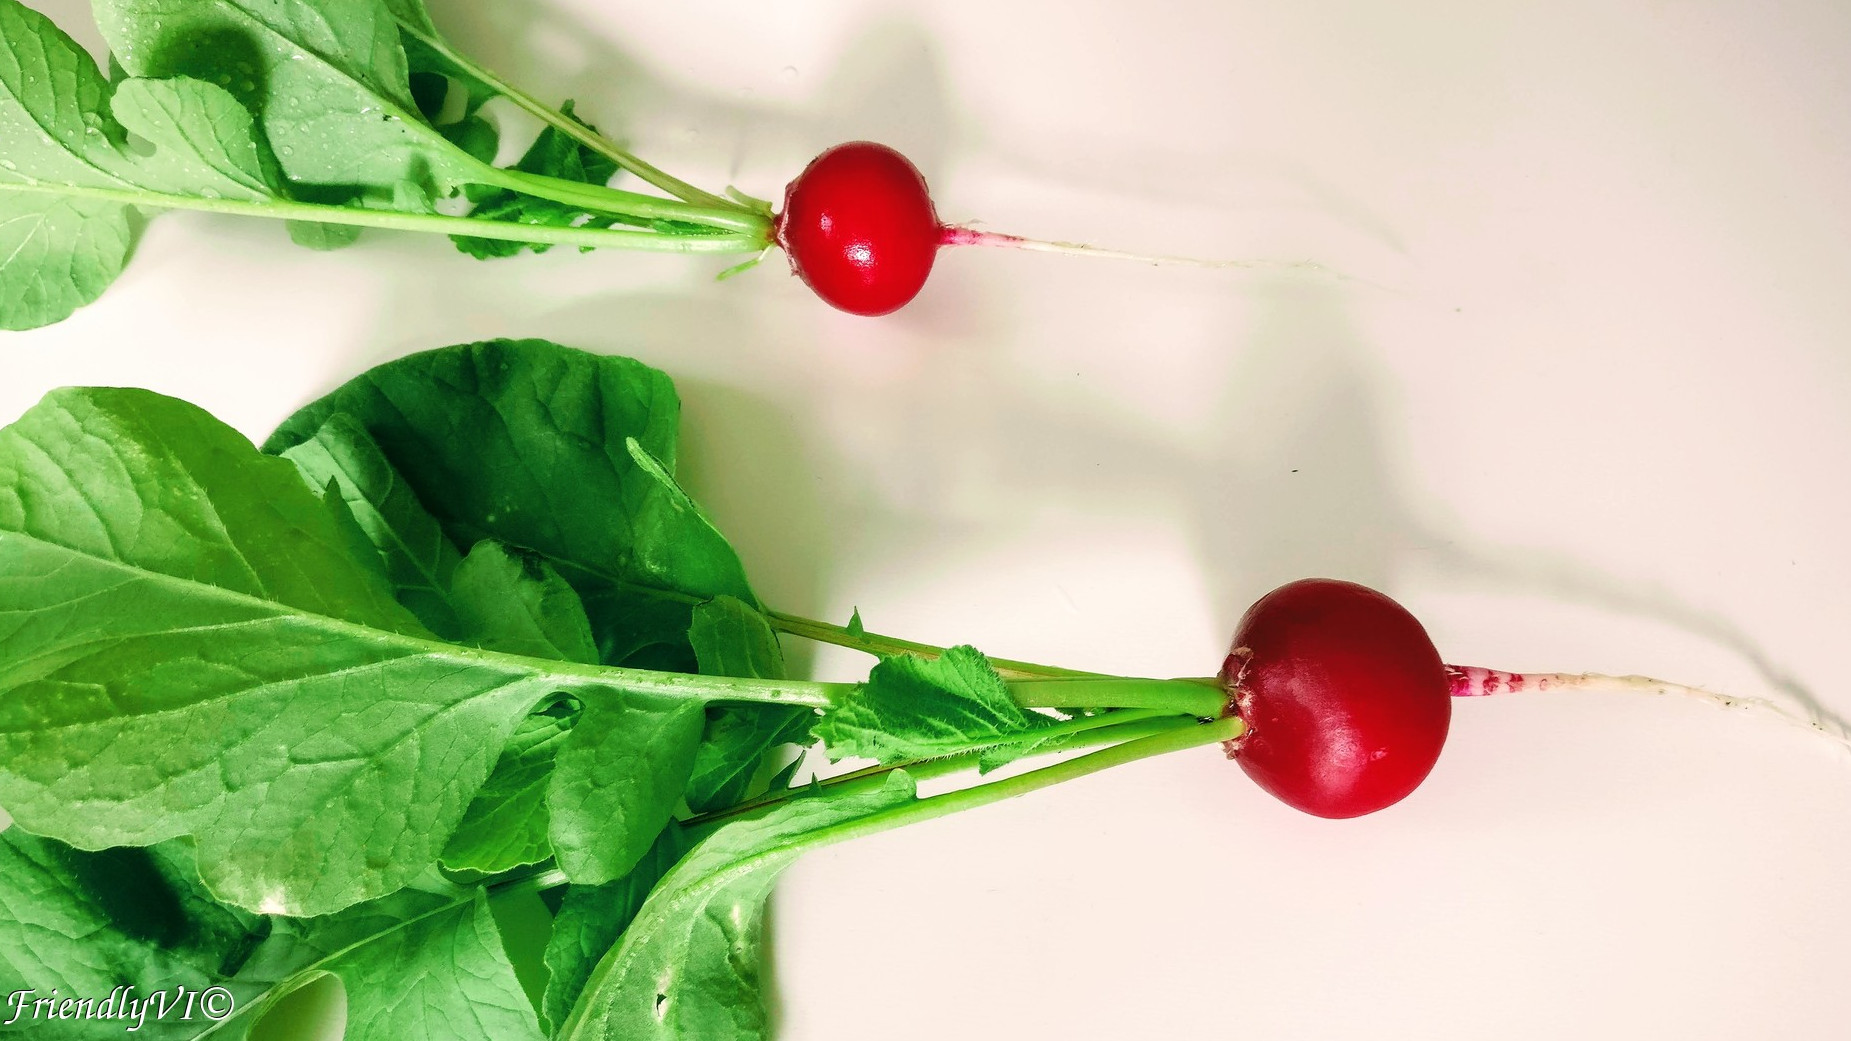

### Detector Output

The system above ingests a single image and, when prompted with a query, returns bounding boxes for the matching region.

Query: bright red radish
[776,141,943,316]
[1220,578,1451,818]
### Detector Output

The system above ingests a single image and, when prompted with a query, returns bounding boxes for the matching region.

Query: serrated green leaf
[0,388,702,916]
[815,645,1056,763]
[557,774,917,1041]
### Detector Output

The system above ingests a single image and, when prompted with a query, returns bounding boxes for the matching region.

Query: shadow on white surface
[437,0,959,191]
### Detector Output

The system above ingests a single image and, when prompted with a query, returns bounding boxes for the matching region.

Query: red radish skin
[1222,578,1451,818]
[776,142,944,316]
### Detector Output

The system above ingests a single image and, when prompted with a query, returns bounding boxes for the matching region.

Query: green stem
[684,708,1192,828]
[1009,676,1226,718]
[0,181,762,254]
[395,18,737,210]
[481,166,771,238]
[766,717,1241,854]
[1023,710,1221,756]
[767,609,1102,679]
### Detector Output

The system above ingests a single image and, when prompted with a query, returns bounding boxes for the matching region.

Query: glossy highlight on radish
[1220,578,1452,818]
[775,141,944,316]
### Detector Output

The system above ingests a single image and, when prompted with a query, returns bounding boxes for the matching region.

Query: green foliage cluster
[0,337,1218,1039]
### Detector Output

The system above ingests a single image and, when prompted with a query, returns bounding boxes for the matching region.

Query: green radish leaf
[438,543,610,876]
[384,0,497,115]
[439,707,574,875]
[0,388,698,916]
[280,412,465,637]
[0,5,182,327]
[684,596,813,814]
[452,100,618,259]
[541,826,693,1032]
[547,691,706,885]
[382,0,437,35]
[106,77,277,200]
[815,645,1057,764]
[232,885,543,1041]
[682,704,814,815]
[0,831,267,1000]
[263,339,761,668]
[688,595,787,681]
[286,217,364,250]
[0,194,134,331]
[440,111,500,165]
[453,541,600,664]
[0,2,302,328]
[94,0,486,195]
[442,544,625,876]
[0,0,129,191]
[557,773,917,1041]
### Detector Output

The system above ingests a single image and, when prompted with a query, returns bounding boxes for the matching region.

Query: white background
[6,1,1851,1038]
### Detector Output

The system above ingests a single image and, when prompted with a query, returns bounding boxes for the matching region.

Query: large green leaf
[93,0,484,193]
[0,388,699,915]
[263,339,760,666]
[557,774,917,1041]
[0,832,266,1002]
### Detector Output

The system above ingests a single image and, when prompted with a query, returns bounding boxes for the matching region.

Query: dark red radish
[1220,578,1451,818]
[775,141,944,316]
